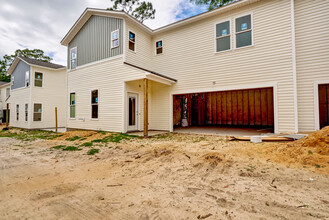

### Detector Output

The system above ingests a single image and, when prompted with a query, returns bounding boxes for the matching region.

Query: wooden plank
[255,89,261,126]
[237,90,243,125]
[249,90,255,125]
[243,90,249,125]
[144,78,148,137]
[261,88,268,126]
[206,93,211,124]
[232,91,238,125]
[211,92,217,124]
[217,92,222,124]
[222,92,227,124]
[227,91,232,125]
[267,88,274,126]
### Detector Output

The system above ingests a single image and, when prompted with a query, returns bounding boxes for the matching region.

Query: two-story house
[7,56,67,130]
[0,81,10,123]
[60,0,329,135]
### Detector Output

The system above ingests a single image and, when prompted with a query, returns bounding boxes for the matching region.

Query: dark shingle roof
[0,81,10,87]
[19,56,65,69]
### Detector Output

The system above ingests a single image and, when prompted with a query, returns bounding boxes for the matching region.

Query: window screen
[112,30,119,48]
[216,21,230,52]
[70,93,76,118]
[129,31,136,51]
[70,47,77,69]
[35,72,43,87]
[236,15,252,48]
[91,90,98,119]
[156,40,163,54]
[33,104,42,121]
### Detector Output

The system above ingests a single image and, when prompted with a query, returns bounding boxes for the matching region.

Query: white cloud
[0,0,205,66]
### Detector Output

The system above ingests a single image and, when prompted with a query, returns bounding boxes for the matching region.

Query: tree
[108,0,156,23]
[0,49,52,82]
[190,0,236,10]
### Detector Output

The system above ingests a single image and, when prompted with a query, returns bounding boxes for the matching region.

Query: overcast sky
[0,0,206,65]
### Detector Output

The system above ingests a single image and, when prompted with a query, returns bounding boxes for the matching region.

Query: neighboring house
[60,0,329,134]
[0,81,11,123]
[7,56,66,129]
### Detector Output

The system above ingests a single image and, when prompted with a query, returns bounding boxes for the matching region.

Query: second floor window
[129,31,136,52]
[25,71,30,87]
[33,103,42,121]
[70,92,76,118]
[11,76,14,86]
[216,21,231,52]
[235,14,252,48]
[70,47,77,69]
[16,104,19,121]
[35,72,43,87]
[25,104,28,122]
[111,30,119,48]
[156,41,163,55]
[91,90,98,119]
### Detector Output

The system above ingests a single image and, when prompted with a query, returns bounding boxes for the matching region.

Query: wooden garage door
[319,84,329,128]
[173,87,274,127]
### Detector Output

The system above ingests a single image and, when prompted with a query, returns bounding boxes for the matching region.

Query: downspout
[291,0,298,133]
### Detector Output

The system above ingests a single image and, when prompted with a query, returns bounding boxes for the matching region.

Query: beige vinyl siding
[30,66,67,129]
[151,0,296,133]
[295,0,329,131]
[9,87,31,129]
[125,20,153,70]
[67,57,147,132]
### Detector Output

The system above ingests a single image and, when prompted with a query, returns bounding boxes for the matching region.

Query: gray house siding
[68,15,124,68]
[11,60,30,90]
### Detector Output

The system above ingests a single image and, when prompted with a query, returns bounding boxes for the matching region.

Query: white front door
[128,93,138,131]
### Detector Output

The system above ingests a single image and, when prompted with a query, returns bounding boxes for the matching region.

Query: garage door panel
[232,91,238,125]
[243,90,249,125]
[261,88,268,126]
[212,92,217,124]
[267,89,274,126]
[249,90,255,125]
[319,84,329,128]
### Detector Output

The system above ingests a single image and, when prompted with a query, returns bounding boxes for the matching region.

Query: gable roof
[0,81,10,88]
[61,0,260,46]
[7,56,66,75]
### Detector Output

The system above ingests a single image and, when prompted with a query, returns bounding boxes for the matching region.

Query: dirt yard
[0,127,328,220]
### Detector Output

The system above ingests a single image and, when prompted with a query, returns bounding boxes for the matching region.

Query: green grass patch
[81,142,93,147]
[93,133,141,143]
[52,145,66,149]
[0,129,63,141]
[62,146,82,151]
[92,139,106,143]
[87,149,99,155]
[65,136,81,141]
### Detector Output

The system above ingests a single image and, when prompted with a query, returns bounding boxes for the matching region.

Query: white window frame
[16,104,19,121]
[91,89,99,120]
[34,72,43,88]
[33,103,42,122]
[25,103,28,122]
[234,13,254,49]
[70,92,76,119]
[214,19,232,53]
[25,71,30,87]
[128,31,136,52]
[155,40,163,55]
[111,29,120,49]
[70,47,77,70]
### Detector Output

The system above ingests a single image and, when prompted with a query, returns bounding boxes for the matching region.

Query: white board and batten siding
[294,0,329,132]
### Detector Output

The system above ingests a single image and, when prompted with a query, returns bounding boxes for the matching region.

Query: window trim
[155,40,164,55]
[69,92,76,119]
[234,13,254,49]
[25,103,28,122]
[25,71,30,87]
[70,47,77,70]
[128,30,136,53]
[214,19,232,53]
[111,29,120,49]
[91,89,99,120]
[33,103,43,122]
[16,104,19,121]
[34,72,43,88]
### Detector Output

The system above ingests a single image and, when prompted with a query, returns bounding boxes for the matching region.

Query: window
[70,93,76,118]
[91,90,98,119]
[156,40,163,55]
[129,31,136,52]
[216,21,231,52]
[33,104,42,121]
[11,76,14,86]
[235,14,252,48]
[111,30,119,49]
[16,104,19,121]
[25,104,28,122]
[6,88,10,98]
[34,72,43,87]
[70,47,77,69]
[25,71,30,87]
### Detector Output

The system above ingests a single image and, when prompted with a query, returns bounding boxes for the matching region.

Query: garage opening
[173,87,274,133]
[318,84,329,129]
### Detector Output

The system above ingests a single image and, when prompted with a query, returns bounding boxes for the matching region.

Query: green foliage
[108,0,155,23]
[0,48,52,83]
[189,0,235,10]
[0,129,62,141]
[87,149,100,155]
[62,146,82,151]
[93,133,141,143]
[52,145,66,149]
[65,136,82,141]
[81,142,93,147]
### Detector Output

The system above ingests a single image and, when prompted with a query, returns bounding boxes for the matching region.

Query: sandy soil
[0,130,328,220]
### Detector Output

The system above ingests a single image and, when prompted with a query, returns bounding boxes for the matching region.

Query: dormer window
[156,40,163,55]
[70,47,77,69]
[111,29,119,48]
[129,31,136,52]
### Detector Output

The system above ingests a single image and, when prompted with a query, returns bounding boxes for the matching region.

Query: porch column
[144,78,149,137]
